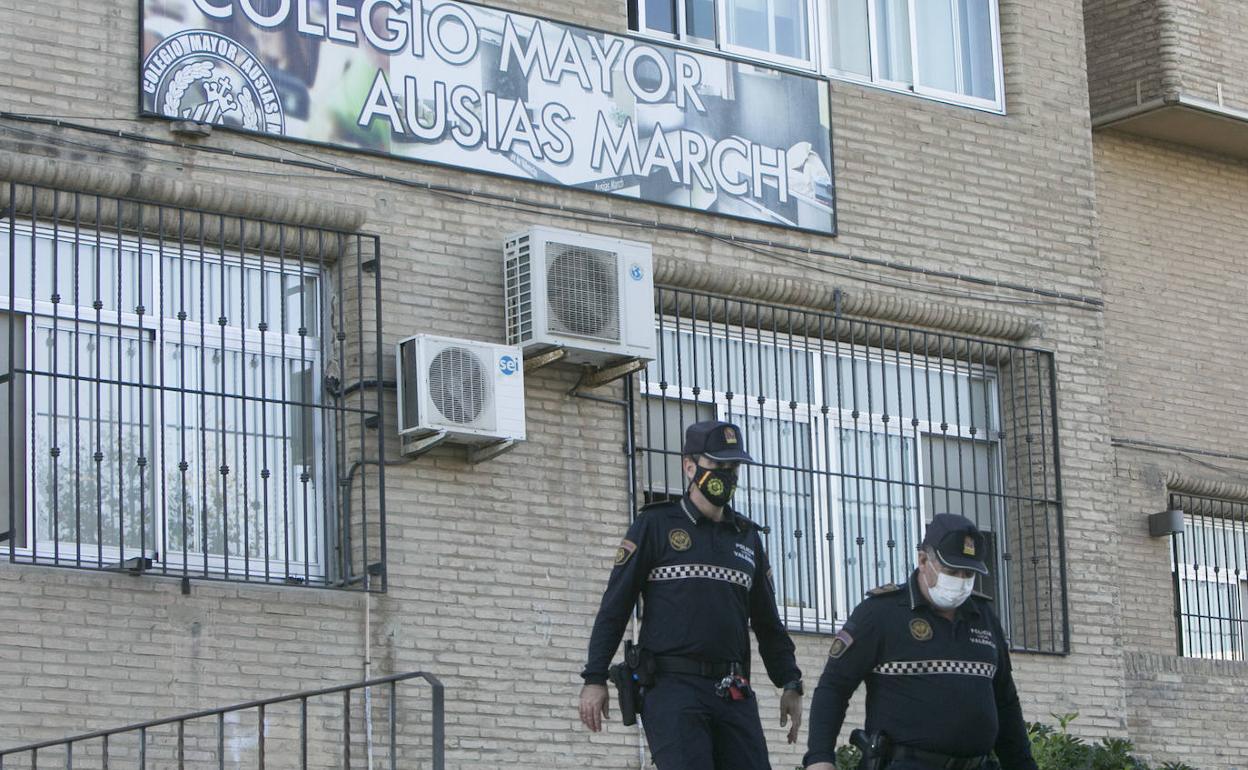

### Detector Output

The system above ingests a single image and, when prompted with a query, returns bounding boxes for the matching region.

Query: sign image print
[140,0,836,233]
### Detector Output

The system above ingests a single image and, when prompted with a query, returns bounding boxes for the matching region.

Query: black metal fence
[0,672,444,769]
[634,287,1068,653]
[1170,492,1247,661]
[1,182,387,591]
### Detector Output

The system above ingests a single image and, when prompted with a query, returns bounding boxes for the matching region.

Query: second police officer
[579,420,805,769]
[803,514,1040,770]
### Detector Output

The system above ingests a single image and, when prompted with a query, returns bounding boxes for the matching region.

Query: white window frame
[1174,514,1248,661]
[642,320,1006,633]
[3,221,328,582]
[629,0,1005,113]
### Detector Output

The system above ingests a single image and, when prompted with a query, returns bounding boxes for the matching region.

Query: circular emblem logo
[629,264,644,282]
[668,529,692,551]
[499,355,519,376]
[909,618,933,642]
[705,476,726,497]
[142,30,284,134]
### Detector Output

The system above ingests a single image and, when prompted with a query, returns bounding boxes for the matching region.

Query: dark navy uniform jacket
[582,498,801,689]
[803,571,1038,769]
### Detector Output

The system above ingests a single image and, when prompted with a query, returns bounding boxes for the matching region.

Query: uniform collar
[907,569,982,619]
[677,497,746,532]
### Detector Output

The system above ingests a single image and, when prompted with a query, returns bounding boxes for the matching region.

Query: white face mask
[927,567,975,609]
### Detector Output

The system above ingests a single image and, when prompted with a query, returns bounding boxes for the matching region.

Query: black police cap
[682,420,755,464]
[921,513,989,575]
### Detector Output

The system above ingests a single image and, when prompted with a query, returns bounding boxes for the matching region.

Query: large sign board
[141,0,836,233]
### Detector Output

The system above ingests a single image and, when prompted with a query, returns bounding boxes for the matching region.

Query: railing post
[258,704,265,769]
[342,689,351,770]
[300,697,308,770]
[431,678,445,770]
[177,720,184,770]
[388,680,397,770]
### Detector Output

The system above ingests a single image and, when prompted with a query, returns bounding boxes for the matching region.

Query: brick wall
[1096,131,1248,768]
[0,0,1219,766]
[1085,0,1248,117]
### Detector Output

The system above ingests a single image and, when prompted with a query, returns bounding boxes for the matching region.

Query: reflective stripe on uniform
[873,660,997,678]
[648,563,753,590]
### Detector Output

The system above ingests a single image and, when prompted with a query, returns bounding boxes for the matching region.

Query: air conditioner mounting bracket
[466,438,519,465]
[523,347,567,372]
[400,430,450,458]
[571,357,648,392]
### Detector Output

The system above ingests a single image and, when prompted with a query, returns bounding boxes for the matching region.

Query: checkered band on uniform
[648,564,753,590]
[873,660,998,678]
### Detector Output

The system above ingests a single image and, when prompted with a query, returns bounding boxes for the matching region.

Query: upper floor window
[1170,492,1247,661]
[630,0,1005,112]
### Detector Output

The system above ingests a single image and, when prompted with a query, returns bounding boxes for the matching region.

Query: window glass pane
[1179,577,1244,661]
[958,0,996,99]
[0,313,25,547]
[922,435,998,525]
[915,0,958,93]
[164,343,319,570]
[641,397,716,497]
[31,327,155,556]
[838,430,917,605]
[827,354,995,431]
[685,0,716,40]
[727,0,810,61]
[773,0,810,59]
[826,0,872,77]
[874,0,912,84]
[734,415,817,612]
[643,0,677,34]
[649,329,812,405]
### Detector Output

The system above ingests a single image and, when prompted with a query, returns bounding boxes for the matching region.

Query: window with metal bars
[1,183,387,590]
[1170,492,1248,661]
[635,287,1068,653]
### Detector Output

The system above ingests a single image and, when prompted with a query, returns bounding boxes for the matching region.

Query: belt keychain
[715,673,753,701]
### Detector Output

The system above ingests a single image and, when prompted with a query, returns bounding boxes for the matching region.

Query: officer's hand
[779,689,803,744]
[579,684,610,732]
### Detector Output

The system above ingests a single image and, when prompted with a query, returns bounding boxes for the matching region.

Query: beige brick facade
[0,0,1242,768]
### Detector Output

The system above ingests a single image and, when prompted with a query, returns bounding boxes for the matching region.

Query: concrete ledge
[1125,650,1248,680]
[0,147,368,232]
[655,258,1037,342]
[1165,472,1248,504]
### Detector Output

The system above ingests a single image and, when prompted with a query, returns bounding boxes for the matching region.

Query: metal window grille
[1,182,387,591]
[634,287,1069,653]
[1170,492,1248,661]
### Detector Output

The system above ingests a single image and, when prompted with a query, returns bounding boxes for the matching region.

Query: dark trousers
[640,673,772,770]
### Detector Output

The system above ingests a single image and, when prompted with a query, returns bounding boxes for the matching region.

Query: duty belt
[888,745,988,770]
[653,655,743,679]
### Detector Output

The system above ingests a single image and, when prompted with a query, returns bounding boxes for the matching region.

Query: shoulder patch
[828,629,854,658]
[614,539,637,566]
[866,583,903,598]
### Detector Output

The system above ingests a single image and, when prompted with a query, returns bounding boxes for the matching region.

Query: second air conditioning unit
[396,334,526,448]
[504,227,656,365]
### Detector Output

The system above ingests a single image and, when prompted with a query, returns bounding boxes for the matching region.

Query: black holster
[608,642,654,726]
[850,729,891,770]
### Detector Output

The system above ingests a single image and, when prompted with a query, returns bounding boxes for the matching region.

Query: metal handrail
[0,671,444,769]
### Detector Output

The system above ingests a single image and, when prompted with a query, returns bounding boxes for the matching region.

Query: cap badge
[963,535,977,557]
[910,618,933,641]
[723,426,737,444]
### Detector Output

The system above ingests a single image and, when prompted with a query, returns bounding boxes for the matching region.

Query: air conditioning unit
[504,227,656,365]
[396,334,526,447]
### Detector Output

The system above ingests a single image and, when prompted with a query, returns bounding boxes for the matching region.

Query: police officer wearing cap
[803,514,1039,770]
[579,420,805,769]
